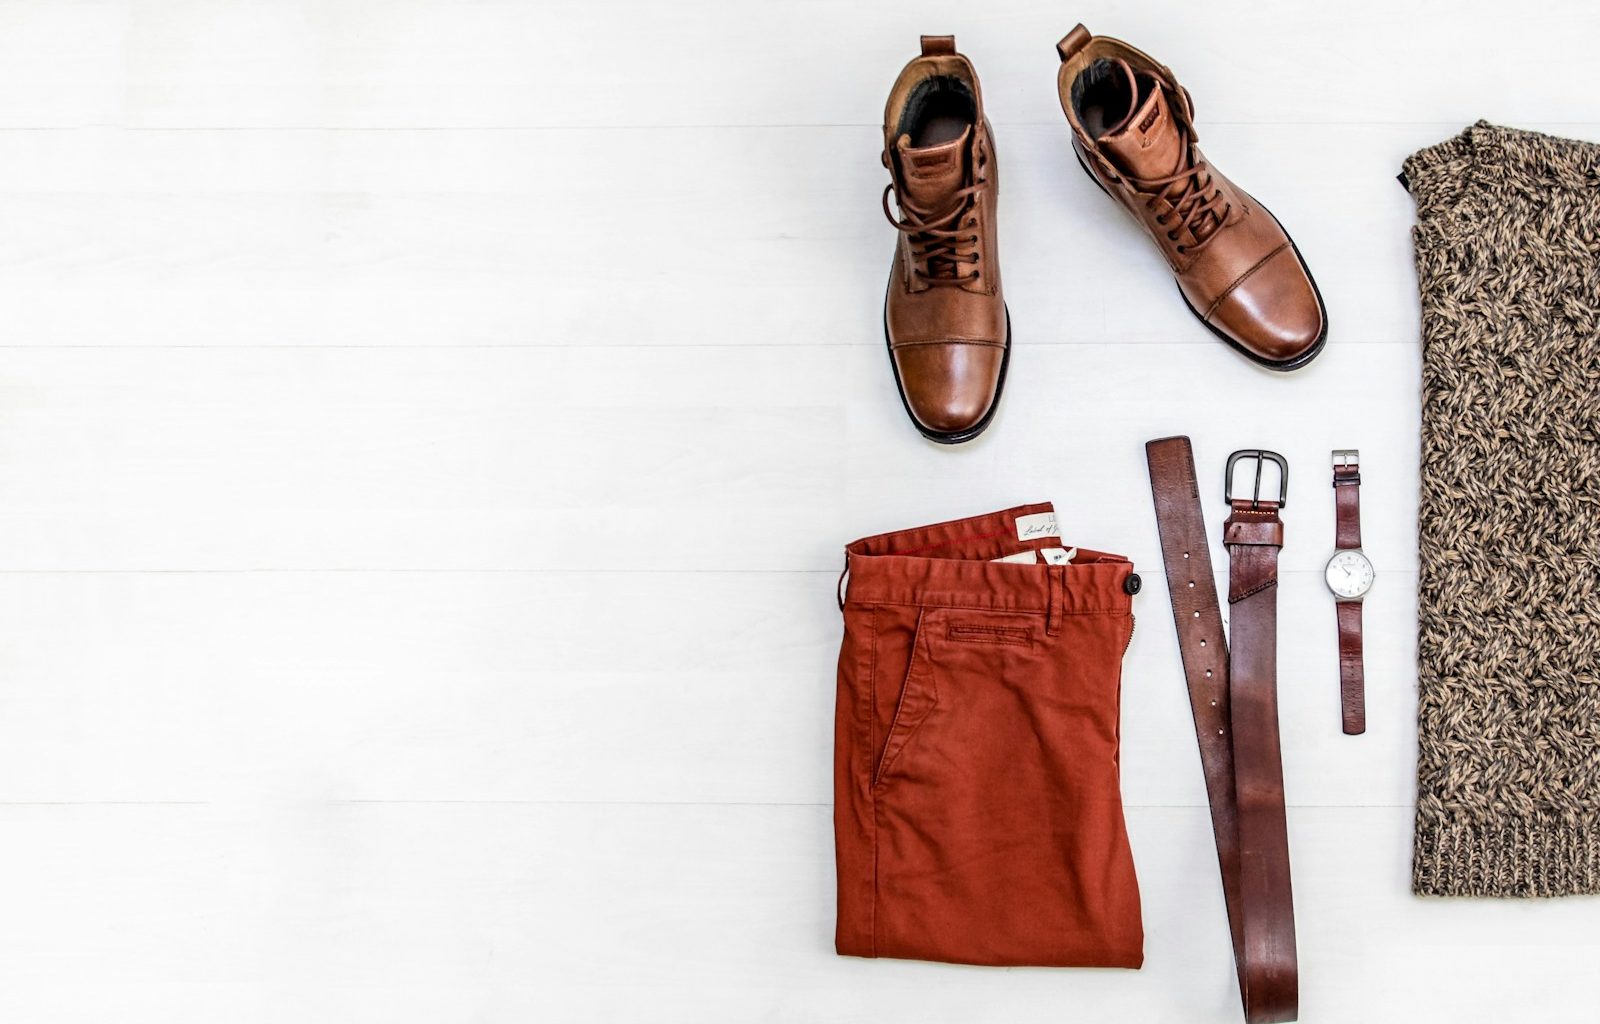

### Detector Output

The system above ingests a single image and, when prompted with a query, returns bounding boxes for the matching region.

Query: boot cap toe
[890,340,1005,439]
[1206,245,1326,365]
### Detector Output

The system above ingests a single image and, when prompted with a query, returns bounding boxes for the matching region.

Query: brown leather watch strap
[1146,437,1298,1024]
[1337,600,1365,734]
[1332,456,1366,735]
[1334,461,1362,549]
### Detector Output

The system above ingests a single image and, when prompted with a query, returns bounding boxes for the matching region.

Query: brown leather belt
[1145,437,1298,1024]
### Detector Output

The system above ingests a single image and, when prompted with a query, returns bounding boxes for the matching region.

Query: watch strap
[1331,451,1365,736]
[1337,600,1365,735]
[1333,457,1361,550]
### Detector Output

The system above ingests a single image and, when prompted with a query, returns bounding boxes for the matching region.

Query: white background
[0,1,1597,1021]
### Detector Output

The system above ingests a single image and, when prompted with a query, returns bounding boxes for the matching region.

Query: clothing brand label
[1014,511,1059,542]
[991,550,1039,565]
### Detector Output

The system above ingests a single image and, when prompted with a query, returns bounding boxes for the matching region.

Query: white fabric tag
[1040,547,1074,565]
[1014,511,1059,542]
[991,550,1039,565]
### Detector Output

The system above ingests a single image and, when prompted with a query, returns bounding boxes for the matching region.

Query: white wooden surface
[0,1,1597,1021]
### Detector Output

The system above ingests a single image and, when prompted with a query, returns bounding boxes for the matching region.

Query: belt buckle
[1225,449,1289,509]
[1332,448,1359,467]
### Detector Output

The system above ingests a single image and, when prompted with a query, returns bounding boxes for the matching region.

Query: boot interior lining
[1072,57,1154,140]
[897,75,977,148]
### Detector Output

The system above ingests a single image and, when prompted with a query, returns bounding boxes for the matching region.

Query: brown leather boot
[1055,25,1326,370]
[881,35,1009,444]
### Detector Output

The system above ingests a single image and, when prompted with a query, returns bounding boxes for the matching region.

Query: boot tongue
[1096,62,1185,181]
[895,125,972,208]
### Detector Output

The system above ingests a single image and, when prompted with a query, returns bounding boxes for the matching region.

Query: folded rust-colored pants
[832,502,1143,968]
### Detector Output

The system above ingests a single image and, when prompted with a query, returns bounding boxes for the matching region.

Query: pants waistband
[841,502,1134,616]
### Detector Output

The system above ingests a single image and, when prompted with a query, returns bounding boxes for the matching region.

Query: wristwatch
[1326,450,1373,735]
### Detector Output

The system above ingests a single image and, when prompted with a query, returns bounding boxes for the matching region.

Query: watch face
[1325,549,1375,599]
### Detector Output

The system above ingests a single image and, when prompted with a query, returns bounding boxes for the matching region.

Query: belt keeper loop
[836,554,850,612]
[1046,565,1063,636]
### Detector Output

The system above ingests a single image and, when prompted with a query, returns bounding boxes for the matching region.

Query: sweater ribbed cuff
[1414,814,1600,898]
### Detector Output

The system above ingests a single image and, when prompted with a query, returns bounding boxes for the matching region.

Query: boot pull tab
[1056,24,1091,62]
[1176,83,1198,125]
[920,35,955,57]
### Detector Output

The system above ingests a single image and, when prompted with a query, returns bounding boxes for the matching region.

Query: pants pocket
[873,609,940,788]
[946,620,1034,646]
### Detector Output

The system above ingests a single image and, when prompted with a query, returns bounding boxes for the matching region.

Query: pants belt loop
[837,553,850,612]
[1046,565,1063,636]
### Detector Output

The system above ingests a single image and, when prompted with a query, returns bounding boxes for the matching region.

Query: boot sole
[881,293,1012,445]
[1071,150,1328,372]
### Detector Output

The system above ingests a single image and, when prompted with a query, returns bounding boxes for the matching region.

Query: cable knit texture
[1406,121,1600,897]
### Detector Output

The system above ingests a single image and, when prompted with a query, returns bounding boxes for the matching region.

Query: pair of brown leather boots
[882,26,1328,443]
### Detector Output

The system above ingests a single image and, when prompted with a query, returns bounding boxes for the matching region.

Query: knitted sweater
[1407,121,1600,897]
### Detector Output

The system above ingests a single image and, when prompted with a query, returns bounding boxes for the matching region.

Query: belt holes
[1210,699,1217,706]
[1205,669,1212,678]
[1183,552,1190,559]
[1187,581,1195,588]
[1200,639,1207,647]
[1192,610,1200,618]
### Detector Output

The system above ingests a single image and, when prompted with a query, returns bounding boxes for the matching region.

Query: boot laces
[1128,126,1230,255]
[881,143,988,285]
